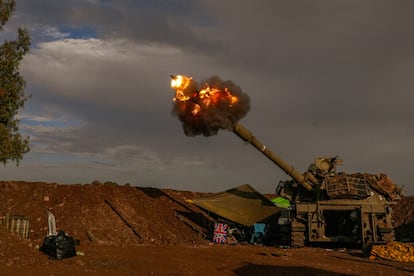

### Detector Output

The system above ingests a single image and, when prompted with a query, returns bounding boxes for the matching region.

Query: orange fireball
[170,74,239,116]
[169,74,250,136]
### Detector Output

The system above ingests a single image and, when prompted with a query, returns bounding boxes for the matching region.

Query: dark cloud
[14,0,223,52]
[0,1,412,194]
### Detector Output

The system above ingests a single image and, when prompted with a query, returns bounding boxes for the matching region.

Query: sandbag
[370,241,414,262]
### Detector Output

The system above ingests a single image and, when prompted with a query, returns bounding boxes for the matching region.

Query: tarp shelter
[191,184,280,226]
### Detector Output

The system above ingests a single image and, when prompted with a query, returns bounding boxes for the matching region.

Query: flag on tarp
[213,223,228,244]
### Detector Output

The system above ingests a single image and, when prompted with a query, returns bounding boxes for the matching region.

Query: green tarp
[270,197,291,208]
[191,184,280,226]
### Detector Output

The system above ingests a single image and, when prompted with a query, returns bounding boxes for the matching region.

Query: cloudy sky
[0,0,413,194]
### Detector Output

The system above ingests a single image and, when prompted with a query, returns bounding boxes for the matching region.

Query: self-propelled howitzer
[232,122,401,250]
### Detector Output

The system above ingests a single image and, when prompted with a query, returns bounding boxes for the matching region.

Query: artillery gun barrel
[233,123,317,191]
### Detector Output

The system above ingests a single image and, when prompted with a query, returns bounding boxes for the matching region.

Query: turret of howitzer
[233,123,318,191]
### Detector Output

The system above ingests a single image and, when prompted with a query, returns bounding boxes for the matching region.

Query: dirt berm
[0,181,413,275]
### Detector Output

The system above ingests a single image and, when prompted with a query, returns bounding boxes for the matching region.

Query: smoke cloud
[172,75,250,136]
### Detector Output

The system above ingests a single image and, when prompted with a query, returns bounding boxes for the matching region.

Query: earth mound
[0,181,413,275]
[0,181,210,247]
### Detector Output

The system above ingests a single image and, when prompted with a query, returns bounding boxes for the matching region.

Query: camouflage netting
[324,173,401,200]
[363,173,402,201]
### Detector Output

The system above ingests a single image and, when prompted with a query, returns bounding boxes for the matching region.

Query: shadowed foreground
[0,181,413,275]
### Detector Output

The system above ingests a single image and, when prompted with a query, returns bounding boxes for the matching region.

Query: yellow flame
[171,75,191,90]
[171,75,193,102]
[192,104,201,115]
[230,95,238,104]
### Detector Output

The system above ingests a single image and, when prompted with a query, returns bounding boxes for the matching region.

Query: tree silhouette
[0,0,31,165]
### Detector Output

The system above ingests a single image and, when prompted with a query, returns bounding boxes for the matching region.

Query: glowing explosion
[170,74,250,136]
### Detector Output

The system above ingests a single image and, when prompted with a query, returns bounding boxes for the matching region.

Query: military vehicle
[232,123,401,251]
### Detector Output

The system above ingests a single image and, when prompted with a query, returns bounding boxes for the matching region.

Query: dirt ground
[0,181,413,275]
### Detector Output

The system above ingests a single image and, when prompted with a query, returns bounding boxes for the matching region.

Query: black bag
[40,230,76,259]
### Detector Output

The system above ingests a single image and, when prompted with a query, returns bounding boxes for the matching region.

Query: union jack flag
[213,222,228,244]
